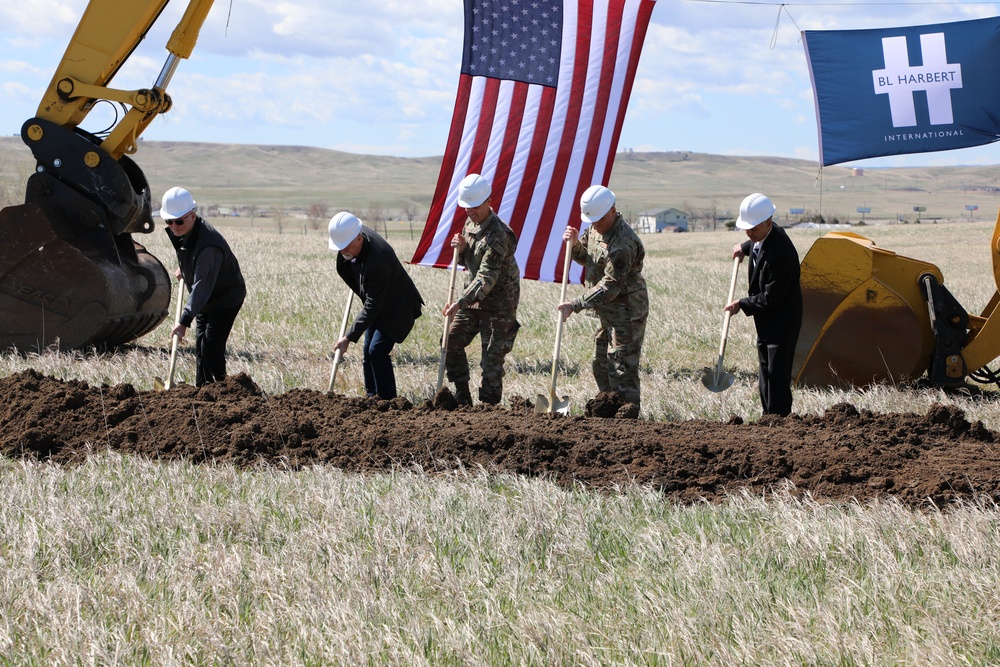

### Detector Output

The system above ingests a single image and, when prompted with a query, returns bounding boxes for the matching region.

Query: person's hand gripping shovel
[154,274,185,391]
[701,256,743,392]
[535,239,573,414]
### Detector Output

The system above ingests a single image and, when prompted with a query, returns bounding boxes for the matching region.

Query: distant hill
[2,136,999,226]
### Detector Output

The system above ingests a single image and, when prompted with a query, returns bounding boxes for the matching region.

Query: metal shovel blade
[535,392,570,414]
[153,372,175,391]
[700,366,735,393]
[701,256,743,394]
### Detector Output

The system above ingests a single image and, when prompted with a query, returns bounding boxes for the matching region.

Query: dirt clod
[2,370,999,507]
[585,391,630,418]
[432,387,458,411]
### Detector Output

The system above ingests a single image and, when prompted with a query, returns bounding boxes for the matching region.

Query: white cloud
[0,1,81,38]
[0,60,42,76]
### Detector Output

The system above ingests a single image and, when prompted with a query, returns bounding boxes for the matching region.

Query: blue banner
[803,17,1000,166]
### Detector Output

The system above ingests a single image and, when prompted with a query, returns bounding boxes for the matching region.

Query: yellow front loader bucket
[792,231,944,388]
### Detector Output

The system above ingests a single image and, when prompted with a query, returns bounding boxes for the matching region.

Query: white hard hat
[160,186,196,220]
[580,185,615,223]
[328,212,362,250]
[736,193,776,230]
[457,173,491,208]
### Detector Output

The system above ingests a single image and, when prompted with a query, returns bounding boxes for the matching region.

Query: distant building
[634,208,689,233]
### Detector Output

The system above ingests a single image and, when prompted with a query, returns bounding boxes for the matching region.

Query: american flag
[410,0,656,283]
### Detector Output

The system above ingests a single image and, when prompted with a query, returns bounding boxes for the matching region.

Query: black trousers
[757,322,802,417]
[362,326,397,399]
[194,305,242,386]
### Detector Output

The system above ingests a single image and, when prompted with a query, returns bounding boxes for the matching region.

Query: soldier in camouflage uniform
[443,174,521,406]
[558,185,648,406]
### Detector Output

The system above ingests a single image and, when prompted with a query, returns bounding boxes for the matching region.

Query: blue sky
[2,0,999,167]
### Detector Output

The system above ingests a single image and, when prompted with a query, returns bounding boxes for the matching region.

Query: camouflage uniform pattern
[569,213,649,404]
[446,210,521,403]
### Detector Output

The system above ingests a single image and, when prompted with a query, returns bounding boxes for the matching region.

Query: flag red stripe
[428,77,502,268]
[601,0,655,185]
[576,1,624,198]
[488,82,529,220]
[426,77,505,268]
[505,88,558,278]
[551,0,627,284]
[414,75,473,267]
[524,1,594,281]
[467,78,501,179]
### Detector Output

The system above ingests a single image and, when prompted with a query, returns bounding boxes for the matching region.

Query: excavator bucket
[792,231,945,388]
[0,121,171,351]
[0,205,170,351]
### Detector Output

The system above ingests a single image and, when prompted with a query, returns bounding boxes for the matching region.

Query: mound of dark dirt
[1,369,998,507]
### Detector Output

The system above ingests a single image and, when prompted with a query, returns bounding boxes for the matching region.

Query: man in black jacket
[329,212,424,399]
[162,186,246,386]
[724,193,803,416]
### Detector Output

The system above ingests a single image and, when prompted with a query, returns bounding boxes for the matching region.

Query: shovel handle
[547,239,573,405]
[715,256,743,376]
[165,275,185,390]
[328,288,356,393]
[436,247,460,392]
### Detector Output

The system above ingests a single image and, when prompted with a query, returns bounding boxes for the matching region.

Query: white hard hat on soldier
[580,185,615,223]
[457,173,491,208]
[736,193,776,230]
[328,212,362,250]
[160,187,196,220]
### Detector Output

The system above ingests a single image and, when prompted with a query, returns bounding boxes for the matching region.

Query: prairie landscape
[5,135,1000,224]
[2,139,1000,664]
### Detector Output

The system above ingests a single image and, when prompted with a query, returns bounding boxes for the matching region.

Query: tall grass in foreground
[3,221,1000,665]
[1,454,999,666]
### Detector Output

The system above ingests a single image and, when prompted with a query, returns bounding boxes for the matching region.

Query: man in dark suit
[329,212,424,399]
[724,193,803,416]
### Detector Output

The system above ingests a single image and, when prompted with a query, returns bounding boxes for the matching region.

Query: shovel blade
[700,367,735,393]
[153,375,177,391]
[535,393,570,414]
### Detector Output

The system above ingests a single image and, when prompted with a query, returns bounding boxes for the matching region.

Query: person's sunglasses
[164,217,185,226]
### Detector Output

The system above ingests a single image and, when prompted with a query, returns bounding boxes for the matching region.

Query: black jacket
[336,227,424,343]
[167,217,246,326]
[739,223,802,343]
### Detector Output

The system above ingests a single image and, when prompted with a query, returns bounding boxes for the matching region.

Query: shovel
[153,276,185,391]
[327,288,356,393]
[436,247,460,393]
[535,239,573,414]
[701,256,743,392]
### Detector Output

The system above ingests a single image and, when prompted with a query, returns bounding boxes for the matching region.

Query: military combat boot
[479,387,501,405]
[454,381,473,407]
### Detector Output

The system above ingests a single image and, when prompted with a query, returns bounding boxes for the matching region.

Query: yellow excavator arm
[0,0,215,351]
[36,0,213,159]
[793,209,1000,389]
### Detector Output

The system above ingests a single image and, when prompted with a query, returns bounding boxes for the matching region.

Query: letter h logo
[872,33,963,127]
